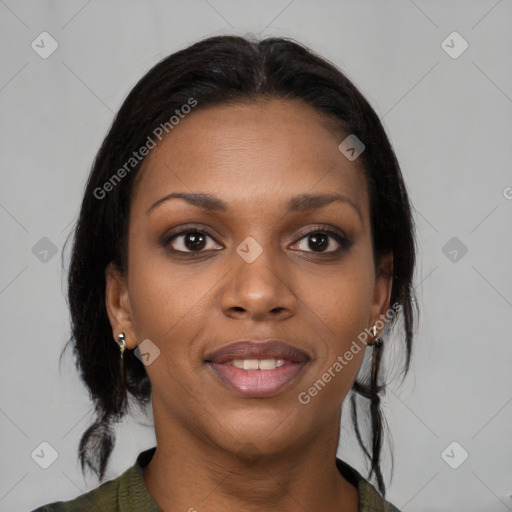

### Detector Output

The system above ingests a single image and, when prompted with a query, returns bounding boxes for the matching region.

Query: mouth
[204,339,310,398]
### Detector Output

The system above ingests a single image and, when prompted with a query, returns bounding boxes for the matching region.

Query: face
[106,98,392,458]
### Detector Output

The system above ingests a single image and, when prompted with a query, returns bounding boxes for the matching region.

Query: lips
[205,340,310,398]
[205,340,309,364]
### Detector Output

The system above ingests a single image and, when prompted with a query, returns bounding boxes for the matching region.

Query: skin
[105,98,393,512]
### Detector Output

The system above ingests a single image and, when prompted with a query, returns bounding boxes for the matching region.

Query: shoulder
[336,458,402,512]
[30,469,127,511]
[30,447,160,512]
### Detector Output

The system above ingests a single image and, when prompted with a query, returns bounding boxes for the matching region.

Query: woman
[33,35,416,511]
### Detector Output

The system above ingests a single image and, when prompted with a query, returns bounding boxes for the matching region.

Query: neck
[142,405,358,512]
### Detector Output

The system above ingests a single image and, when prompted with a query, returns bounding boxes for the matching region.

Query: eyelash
[162,225,352,257]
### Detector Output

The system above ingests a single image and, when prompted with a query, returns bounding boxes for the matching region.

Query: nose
[220,243,297,322]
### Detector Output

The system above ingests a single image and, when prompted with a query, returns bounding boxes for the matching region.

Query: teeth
[258,359,277,370]
[229,359,286,370]
[243,359,259,370]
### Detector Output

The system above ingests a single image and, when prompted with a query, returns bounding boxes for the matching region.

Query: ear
[369,251,394,334]
[105,262,138,349]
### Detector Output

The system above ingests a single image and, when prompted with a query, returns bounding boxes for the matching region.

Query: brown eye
[165,228,223,253]
[306,232,330,252]
[291,228,352,254]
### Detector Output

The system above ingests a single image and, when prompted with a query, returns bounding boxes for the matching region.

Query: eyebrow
[147,192,362,220]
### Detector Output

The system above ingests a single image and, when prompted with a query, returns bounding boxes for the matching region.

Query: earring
[116,332,126,359]
[368,325,383,347]
[115,332,128,406]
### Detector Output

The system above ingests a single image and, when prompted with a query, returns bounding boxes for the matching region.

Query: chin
[210,413,306,460]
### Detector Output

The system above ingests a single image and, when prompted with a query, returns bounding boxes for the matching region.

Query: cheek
[304,283,370,392]
[296,254,375,399]
[128,267,205,340]
[299,277,371,407]
[301,260,375,337]
[126,241,197,338]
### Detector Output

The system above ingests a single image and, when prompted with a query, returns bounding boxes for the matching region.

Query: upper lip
[205,339,310,364]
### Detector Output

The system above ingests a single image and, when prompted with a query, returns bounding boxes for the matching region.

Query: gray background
[1,1,511,511]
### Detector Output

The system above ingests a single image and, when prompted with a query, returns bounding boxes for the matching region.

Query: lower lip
[208,361,306,398]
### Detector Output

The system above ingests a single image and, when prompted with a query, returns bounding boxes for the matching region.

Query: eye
[164,227,223,253]
[291,227,351,254]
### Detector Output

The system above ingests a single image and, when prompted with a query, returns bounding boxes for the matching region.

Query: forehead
[133,98,369,216]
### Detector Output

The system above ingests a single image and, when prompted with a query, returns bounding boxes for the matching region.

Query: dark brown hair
[63,34,416,496]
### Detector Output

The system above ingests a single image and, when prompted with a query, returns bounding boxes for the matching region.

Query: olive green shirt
[32,447,400,511]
